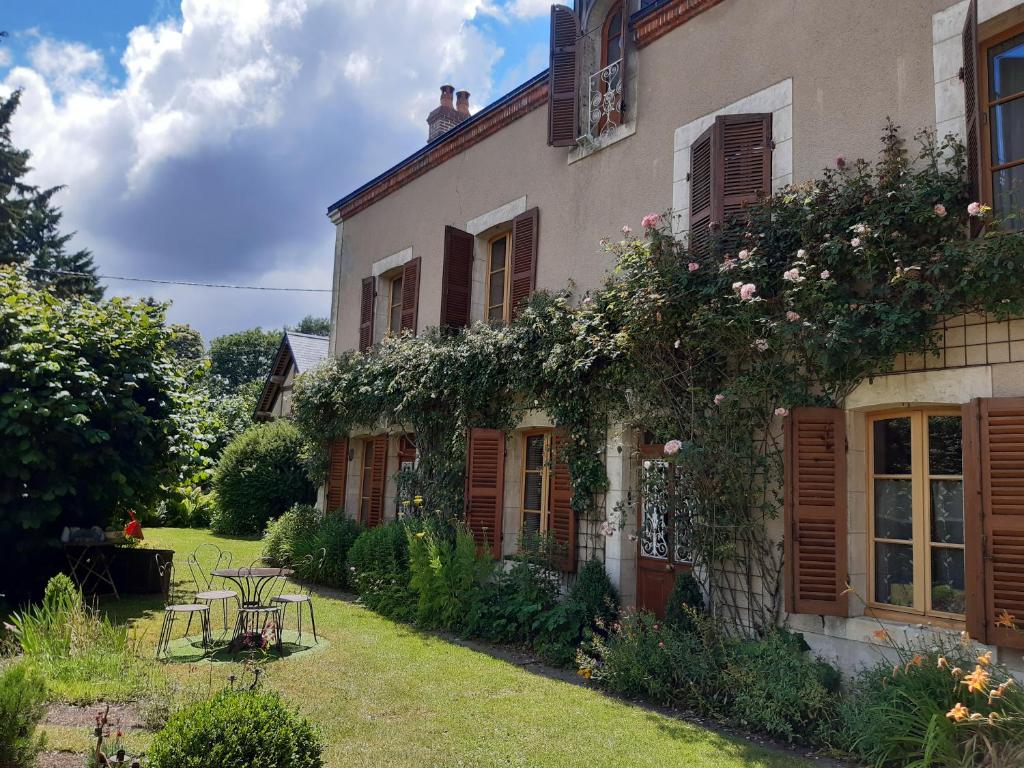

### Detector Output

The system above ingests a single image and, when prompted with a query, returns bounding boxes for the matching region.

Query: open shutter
[962,0,983,238]
[550,432,576,572]
[325,438,349,513]
[465,428,505,559]
[359,276,375,352]
[440,226,474,329]
[509,207,539,317]
[368,434,388,528]
[784,407,848,617]
[964,398,1024,649]
[689,125,714,258]
[548,5,579,147]
[718,113,772,225]
[400,257,421,333]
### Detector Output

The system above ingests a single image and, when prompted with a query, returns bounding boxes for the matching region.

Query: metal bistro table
[212,567,293,652]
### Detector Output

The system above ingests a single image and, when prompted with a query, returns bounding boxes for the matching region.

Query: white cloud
[1,0,534,339]
[505,0,552,19]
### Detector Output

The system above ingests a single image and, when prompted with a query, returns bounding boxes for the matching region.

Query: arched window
[593,1,625,136]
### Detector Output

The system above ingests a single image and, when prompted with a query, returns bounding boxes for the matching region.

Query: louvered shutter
[510,207,539,317]
[689,125,714,258]
[962,0,983,238]
[326,438,349,513]
[359,276,375,352]
[400,257,420,333]
[368,434,388,528]
[550,432,576,572]
[548,5,579,147]
[465,428,505,559]
[964,398,1024,649]
[440,226,474,329]
[717,113,772,226]
[783,407,848,617]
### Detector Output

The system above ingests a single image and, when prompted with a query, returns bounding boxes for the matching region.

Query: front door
[635,435,691,617]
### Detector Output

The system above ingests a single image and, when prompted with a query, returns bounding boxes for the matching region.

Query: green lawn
[97,528,813,768]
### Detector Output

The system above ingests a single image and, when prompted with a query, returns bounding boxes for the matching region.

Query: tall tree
[0,90,102,299]
[291,315,331,336]
[208,327,281,395]
[167,323,206,366]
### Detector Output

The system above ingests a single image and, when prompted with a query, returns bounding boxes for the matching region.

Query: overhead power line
[28,268,332,293]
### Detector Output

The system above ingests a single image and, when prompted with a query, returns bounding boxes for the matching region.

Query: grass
[118,527,814,768]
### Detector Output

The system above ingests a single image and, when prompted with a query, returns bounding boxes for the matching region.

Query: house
[322,0,1024,675]
[254,331,329,421]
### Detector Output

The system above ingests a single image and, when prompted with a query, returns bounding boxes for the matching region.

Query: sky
[0,0,551,342]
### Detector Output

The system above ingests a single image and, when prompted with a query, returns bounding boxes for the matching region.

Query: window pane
[874,542,915,607]
[488,269,505,310]
[873,418,912,474]
[522,510,541,537]
[990,97,1024,165]
[525,435,545,471]
[931,479,964,544]
[993,164,1024,230]
[523,473,543,512]
[989,33,1024,101]
[874,479,913,540]
[389,277,403,331]
[490,237,507,270]
[931,548,966,614]
[928,415,962,475]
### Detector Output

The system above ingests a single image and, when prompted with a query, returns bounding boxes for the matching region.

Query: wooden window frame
[980,20,1024,223]
[358,439,374,525]
[387,273,404,335]
[866,408,965,623]
[597,1,625,134]
[520,429,553,537]
[484,231,513,324]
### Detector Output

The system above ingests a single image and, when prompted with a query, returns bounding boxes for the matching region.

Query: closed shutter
[368,434,388,528]
[550,432,576,572]
[548,5,579,147]
[400,257,421,333]
[509,207,539,317]
[784,407,848,617]
[964,398,1024,649]
[962,0,983,238]
[359,276,375,352]
[440,225,474,329]
[689,125,714,257]
[326,438,349,513]
[718,113,772,226]
[465,428,505,559]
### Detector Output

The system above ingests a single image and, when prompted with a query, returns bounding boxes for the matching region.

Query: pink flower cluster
[641,213,661,229]
[663,439,683,455]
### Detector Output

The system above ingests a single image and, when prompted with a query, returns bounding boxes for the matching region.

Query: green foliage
[166,323,205,366]
[346,522,414,620]
[290,315,331,336]
[0,266,195,534]
[147,689,323,768]
[406,523,493,631]
[0,661,47,768]
[212,421,315,535]
[210,378,263,449]
[208,328,281,396]
[664,572,704,634]
[568,558,619,630]
[262,504,363,589]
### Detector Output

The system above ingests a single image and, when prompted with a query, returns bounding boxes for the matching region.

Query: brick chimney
[427,84,469,142]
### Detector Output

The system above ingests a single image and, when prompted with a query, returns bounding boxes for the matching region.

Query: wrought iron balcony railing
[587,57,623,140]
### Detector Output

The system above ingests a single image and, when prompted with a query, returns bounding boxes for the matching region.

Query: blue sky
[0,1,551,340]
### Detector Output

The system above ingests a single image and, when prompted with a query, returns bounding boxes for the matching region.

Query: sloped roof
[286,331,329,374]
[254,331,329,418]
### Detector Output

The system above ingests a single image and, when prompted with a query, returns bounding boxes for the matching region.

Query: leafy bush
[212,421,315,535]
[147,689,322,768]
[347,522,414,620]
[263,504,321,567]
[263,505,363,589]
[0,662,47,768]
[664,572,704,633]
[406,523,492,631]
[569,558,619,630]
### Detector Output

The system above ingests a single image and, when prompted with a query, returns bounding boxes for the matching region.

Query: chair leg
[309,601,318,644]
[202,610,211,650]
[157,612,172,658]
[184,610,194,638]
[296,602,302,642]
[221,598,229,633]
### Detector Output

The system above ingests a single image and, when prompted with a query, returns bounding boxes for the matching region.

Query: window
[395,434,417,516]
[868,410,965,618]
[594,2,625,136]
[982,24,1024,230]
[358,440,374,525]
[521,431,552,541]
[485,232,511,323]
[388,275,404,334]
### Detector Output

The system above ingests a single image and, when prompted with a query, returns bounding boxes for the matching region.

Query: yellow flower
[577,668,591,680]
[962,665,990,694]
[401,500,410,507]
[996,609,1017,629]
[413,495,424,506]
[415,531,426,539]
[977,651,993,666]
[947,703,969,722]
[980,204,993,214]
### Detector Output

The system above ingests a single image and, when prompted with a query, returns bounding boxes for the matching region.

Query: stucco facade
[324,0,1024,674]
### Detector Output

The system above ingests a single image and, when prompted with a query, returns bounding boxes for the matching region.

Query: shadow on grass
[159,631,330,665]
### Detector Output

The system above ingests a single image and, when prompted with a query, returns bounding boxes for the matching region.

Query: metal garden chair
[271,550,323,644]
[154,554,211,659]
[187,543,238,632]
[231,558,285,652]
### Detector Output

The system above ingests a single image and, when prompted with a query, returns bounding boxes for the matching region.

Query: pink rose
[783,268,802,283]
[687,262,699,272]
[641,213,661,229]
[774,407,789,417]
[786,310,801,322]
[732,281,743,292]
[752,338,769,352]
[820,270,831,279]
[934,203,947,217]
[720,258,737,272]
[663,439,683,456]
[714,394,726,406]
[850,237,861,248]
[739,283,757,301]
[967,202,981,217]
[621,225,632,235]
[738,249,750,261]
[796,249,807,260]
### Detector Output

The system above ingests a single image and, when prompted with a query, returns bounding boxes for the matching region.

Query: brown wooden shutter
[509,207,539,317]
[548,5,579,147]
[326,438,349,513]
[962,0,983,238]
[368,434,388,528]
[400,257,420,333]
[359,276,375,352]
[964,398,1024,649]
[549,432,576,572]
[717,113,772,225]
[465,428,505,559]
[784,407,848,617]
[440,225,474,329]
[689,125,714,258]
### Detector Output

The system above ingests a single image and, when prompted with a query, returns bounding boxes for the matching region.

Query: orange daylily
[937,656,948,669]
[977,650,993,666]
[872,628,890,643]
[962,665,990,694]
[996,609,1017,629]
[946,703,969,722]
